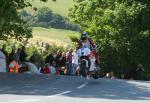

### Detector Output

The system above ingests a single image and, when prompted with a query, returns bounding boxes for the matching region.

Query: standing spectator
[0,50,6,72]
[59,52,66,75]
[71,50,78,76]
[19,46,27,63]
[8,48,16,64]
[1,45,8,59]
[12,48,21,63]
[45,53,54,66]
[66,48,73,75]
[30,52,37,65]
[54,50,62,70]
[136,64,144,80]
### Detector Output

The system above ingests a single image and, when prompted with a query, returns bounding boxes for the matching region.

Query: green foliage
[20,7,80,31]
[69,0,150,78]
[0,0,56,41]
[0,0,32,41]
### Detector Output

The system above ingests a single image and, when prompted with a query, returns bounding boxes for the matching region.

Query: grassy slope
[26,0,74,17]
[26,0,77,46]
[29,27,79,46]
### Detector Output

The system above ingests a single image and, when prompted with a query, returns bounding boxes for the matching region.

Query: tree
[0,0,56,41]
[69,0,150,78]
[0,0,32,41]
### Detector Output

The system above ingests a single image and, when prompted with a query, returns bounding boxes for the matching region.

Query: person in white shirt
[71,50,79,75]
[24,62,41,74]
[0,50,6,72]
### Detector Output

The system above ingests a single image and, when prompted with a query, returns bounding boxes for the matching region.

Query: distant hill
[29,27,79,46]
[26,0,74,17]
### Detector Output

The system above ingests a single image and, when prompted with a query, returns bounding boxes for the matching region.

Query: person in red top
[43,63,50,74]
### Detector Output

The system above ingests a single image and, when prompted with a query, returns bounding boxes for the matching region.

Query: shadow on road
[0,73,150,100]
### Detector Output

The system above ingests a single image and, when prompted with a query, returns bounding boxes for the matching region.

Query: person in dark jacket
[19,46,27,63]
[54,50,62,68]
[59,52,66,75]
[136,64,144,80]
[45,53,54,66]
[30,52,37,65]
[8,48,16,64]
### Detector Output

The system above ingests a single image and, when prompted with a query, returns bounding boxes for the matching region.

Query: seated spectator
[50,61,57,75]
[121,74,125,79]
[43,63,50,74]
[24,62,40,74]
[9,61,19,73]
[110,71,116,79]
[19,63,29,73]
[105,73,111,78]
[60,66,67,75]
[9,50,20,73]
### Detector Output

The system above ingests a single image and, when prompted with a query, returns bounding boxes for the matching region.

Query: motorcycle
[77,47,100,79]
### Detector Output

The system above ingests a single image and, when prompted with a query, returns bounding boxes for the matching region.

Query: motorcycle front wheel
[80,60,87,77]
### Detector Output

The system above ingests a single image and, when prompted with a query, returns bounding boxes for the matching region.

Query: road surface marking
[47,90,72,97]
[1,99,40,103]
[77,82,88,89]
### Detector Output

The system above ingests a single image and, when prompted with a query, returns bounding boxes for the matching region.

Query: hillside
[29,27,79,46]
[26,0,74,17]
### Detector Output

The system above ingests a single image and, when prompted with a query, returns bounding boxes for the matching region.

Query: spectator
[24,62,40,74]
[136,64,144,80]
[59,52,66,75]
[30,52,37,65]
[110,71,116,79]
[8,48,16,64]
[71,50,78,76]
[66,48,73,75]
[9,50,20,73]
[19,46,27,63]
[105,73,111,78]
[50,61,57,75]
[0,50,6,72]
[43,63,50,74]
[54,50,62,68]
[121,74,125,79]
[9,61,19,73]
[12,48,21,63]
[1,45,8,59]
[45,53,54,65]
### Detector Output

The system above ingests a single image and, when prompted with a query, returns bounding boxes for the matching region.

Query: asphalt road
[0,73,150,103]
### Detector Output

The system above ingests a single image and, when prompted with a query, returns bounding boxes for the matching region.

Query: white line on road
[77,82,88,89]
[1,99,40,103]
[1,82,88,103]
[47,90,72,98]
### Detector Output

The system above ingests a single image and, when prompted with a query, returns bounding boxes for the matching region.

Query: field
[29,27,79,46]
[26,0,74,17]
[26,0,78,46]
